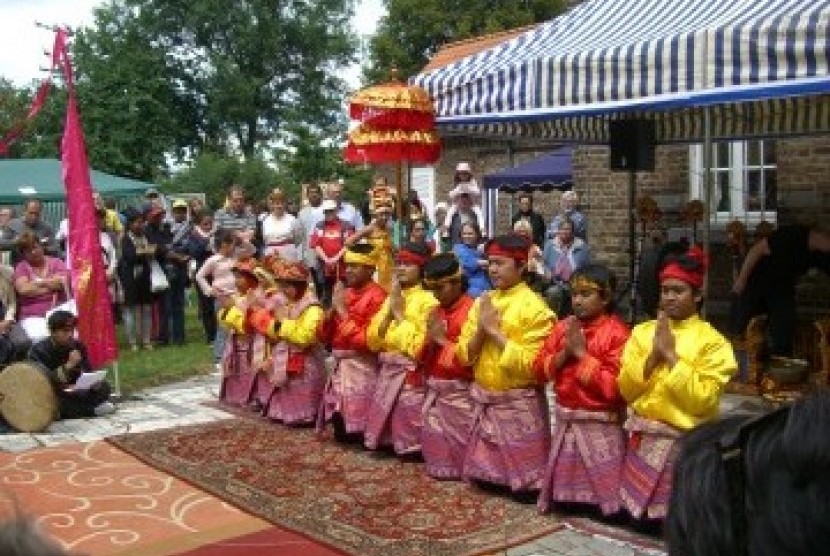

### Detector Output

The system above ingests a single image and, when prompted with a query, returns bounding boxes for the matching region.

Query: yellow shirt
[618,314,737,430]
[457,281,555,391]
[367,284,439,358]
[277,305,324,347]
[105,209,123,234]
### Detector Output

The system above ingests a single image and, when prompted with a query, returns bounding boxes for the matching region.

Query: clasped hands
[646,311,678,377]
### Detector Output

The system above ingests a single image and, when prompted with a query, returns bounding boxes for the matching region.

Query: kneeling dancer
[533,264,630,515]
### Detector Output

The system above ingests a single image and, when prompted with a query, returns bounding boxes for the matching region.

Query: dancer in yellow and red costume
[457,234,555,495]
[533,263,630,515]
[617,245,737,520]
[216,257,260,407]
[363,242,438,454]
[316,243,387,442]
[248,259,327,425]
[420,253,476,479]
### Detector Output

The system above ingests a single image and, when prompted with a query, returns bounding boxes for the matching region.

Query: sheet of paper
[73,370,107,391]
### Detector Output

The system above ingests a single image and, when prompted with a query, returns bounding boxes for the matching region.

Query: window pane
[746,169,762,210]
[746,141,761,167]
[716,171,731,212]
[763,141,777,166]
[764,170,777,210]
[716,142,730,168]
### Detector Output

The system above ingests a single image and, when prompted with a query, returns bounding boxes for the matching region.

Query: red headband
[396,249,429,266]
[485,241,529,263]
[659,246,709,288]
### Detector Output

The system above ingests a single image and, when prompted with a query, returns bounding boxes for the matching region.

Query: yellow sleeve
[662,328,737,416]
[387,292,439,359]
[455,297,481,366]
[279,305,324,348]
[367,298,392,353]
[617,325,652,403]
[218,306,246,334]
[497,299,553,383]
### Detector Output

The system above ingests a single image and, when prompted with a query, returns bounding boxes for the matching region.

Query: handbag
[150,260,170,292]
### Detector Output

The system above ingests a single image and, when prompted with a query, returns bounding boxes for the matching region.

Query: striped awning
[412,0,830,143]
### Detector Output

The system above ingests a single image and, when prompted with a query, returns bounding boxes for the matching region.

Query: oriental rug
[108,418,564,556]
[0,441,269,556]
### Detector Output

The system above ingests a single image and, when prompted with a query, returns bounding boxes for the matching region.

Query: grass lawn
[111,296,214,395]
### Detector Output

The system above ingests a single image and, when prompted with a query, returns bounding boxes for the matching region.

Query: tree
[162,152,279,209]
[69,1,197,180]
[129,0,358,159]
[363,0,567,83]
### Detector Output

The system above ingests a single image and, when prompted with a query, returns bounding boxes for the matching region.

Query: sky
[0,0,385,89]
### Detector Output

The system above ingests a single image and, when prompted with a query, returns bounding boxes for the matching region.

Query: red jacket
[319,281,387,352]
[421,294,475,381]
[532,314,630,412]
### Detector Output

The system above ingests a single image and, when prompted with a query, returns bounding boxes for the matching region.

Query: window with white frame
[689,140,777,225]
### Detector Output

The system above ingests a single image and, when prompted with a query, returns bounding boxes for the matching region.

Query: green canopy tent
[0,158,153,203]
[0,158,155,228]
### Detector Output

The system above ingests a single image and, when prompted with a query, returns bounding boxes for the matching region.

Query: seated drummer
[28,310,115,419]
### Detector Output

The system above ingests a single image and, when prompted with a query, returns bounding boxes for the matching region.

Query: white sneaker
[94,401,117,417]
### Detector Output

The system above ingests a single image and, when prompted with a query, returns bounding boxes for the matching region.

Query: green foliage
[363,0,567,82]
[70,2,198,181]
[128,0,358,159]
[162,152,279,209]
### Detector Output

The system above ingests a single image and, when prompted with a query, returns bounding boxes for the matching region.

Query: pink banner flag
[54,28,118,368]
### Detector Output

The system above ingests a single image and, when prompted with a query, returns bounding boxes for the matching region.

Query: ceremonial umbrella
[343,71,441,240]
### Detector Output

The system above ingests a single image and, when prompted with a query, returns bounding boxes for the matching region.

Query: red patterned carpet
[108,418,563,556]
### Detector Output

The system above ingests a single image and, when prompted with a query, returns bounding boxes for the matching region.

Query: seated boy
[28,310,115,419]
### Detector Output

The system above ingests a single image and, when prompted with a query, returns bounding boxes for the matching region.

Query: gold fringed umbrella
[344,69,441,243]
[349,68,435,131]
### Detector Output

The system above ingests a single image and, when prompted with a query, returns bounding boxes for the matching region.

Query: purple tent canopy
[481,146,573,193]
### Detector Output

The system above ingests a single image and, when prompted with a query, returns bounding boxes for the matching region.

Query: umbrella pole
[396,160,404,245]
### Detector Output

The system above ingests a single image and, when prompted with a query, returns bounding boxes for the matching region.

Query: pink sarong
[363,352,424,454]
[538,405,625,515]
[462,384,551,492]
[422,377,475,480]
[619,412,683,519]
[264,345,327,425]
[219,334,255,406]
[316,349,378,434]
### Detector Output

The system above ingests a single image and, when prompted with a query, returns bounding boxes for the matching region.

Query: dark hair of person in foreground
[0,516,79,556]
[666,391,830,556]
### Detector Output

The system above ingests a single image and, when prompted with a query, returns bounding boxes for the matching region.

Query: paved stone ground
[2,371,767,556]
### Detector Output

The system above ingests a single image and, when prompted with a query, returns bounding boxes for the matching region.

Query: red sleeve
[532,321,565,384]
[338,285,386,351]
[309,227,321,249]
[575,319,630,404]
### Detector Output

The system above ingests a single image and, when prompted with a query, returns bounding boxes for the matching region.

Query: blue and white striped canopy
[412,0,830,143]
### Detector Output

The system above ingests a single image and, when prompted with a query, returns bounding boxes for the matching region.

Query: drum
[0,361,58,433]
